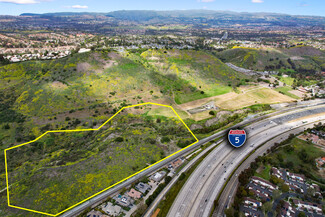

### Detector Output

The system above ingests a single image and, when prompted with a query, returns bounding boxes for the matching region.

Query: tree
[115,137,124,142]
[225,206,235,217]
[298,212,306,217]
[272,189,281,200]
[281,184,290,192]
[0,54,9,65]
[261,202,272,214]
[209,111,215,116]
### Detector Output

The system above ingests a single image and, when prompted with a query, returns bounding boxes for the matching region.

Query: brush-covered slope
[216,46,325,72]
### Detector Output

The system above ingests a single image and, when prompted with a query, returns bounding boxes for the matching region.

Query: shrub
[115,137,124,142]
[161,136,170,143]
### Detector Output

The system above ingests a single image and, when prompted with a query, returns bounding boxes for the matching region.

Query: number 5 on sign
[228,129,247,148]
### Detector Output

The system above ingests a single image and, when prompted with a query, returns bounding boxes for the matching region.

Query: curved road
[59,100,325,217]
[167,104,325,217]
[213,121,324,217]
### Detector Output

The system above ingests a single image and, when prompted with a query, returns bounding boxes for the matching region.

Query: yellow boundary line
[4,102,199,216]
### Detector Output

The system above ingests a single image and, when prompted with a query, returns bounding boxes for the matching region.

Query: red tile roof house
[311,134,320,144]
[171,158,183,169]
[127,188,142,199]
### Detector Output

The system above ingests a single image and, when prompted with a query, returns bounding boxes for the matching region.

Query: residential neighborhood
[240,167,324,217]
[85,158,184,217]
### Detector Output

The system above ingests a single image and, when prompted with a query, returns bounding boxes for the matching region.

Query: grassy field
[208,87,294,110]
[174,86,232,104]
[275,86,300,99]
[276,76,295,86]
[255,164,271,180]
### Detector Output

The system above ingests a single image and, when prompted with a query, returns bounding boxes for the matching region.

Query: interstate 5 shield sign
[228,129,247,148]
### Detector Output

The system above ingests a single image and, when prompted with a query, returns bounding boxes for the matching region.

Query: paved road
[167,105,325,217]
[143,140,224,217]
[214,121,324,217]
[59,100,325,217]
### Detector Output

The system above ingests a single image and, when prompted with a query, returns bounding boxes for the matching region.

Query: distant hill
[19,10,325,26]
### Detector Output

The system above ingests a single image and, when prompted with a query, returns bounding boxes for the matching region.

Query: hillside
[0,49,248,216]
[216,46,325,73]
[5,104,196,215]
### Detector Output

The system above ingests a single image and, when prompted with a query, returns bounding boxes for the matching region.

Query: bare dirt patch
[179,86,294,111]
[77,62,91,73]
[50,81,68,89]
[288,90,305,98]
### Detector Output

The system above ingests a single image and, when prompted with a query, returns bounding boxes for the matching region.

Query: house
[127,188,142,199]
[279,201,296,217]
[150,171,166,182]
[243,197,262,211]
[171,158,183,169]
[87,210,109,217]
[247,186,271,201]
[293,199,323,215]
[102,202,121,217]
[113,194,132,207]
[311,134,320,144]
[317,139,325,146]
[271,167,283,179]
[135,182,151,194]
[316,157,325,166]
[251,176,277,191]
[286,172,305,184]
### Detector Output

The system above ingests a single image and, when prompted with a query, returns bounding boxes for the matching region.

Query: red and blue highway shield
[228,129,246,148]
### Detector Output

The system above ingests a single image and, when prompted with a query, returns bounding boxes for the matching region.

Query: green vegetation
[140,49,245,104]
[275,86,300,99]
[267,137,325,183]
[5,107,196,215]
[254,164,271,180]
[216,46,325,74]
[276,76,294,86]
[0,47,289,216]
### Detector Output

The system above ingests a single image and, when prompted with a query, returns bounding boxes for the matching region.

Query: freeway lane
[167,105,325,217]
[213,121,324,217]
[59,100,325,217]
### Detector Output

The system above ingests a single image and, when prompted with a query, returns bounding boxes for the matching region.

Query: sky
[0,0,324,16]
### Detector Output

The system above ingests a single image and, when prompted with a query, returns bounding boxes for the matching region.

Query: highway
[167,104,325,217]
[213,121,324,217]
[59,100,325,217]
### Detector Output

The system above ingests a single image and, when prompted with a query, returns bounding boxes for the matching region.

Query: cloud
[0,0,38,4]
[251,0,264,3]
[197,0,215,2]
[70,5,88,9]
